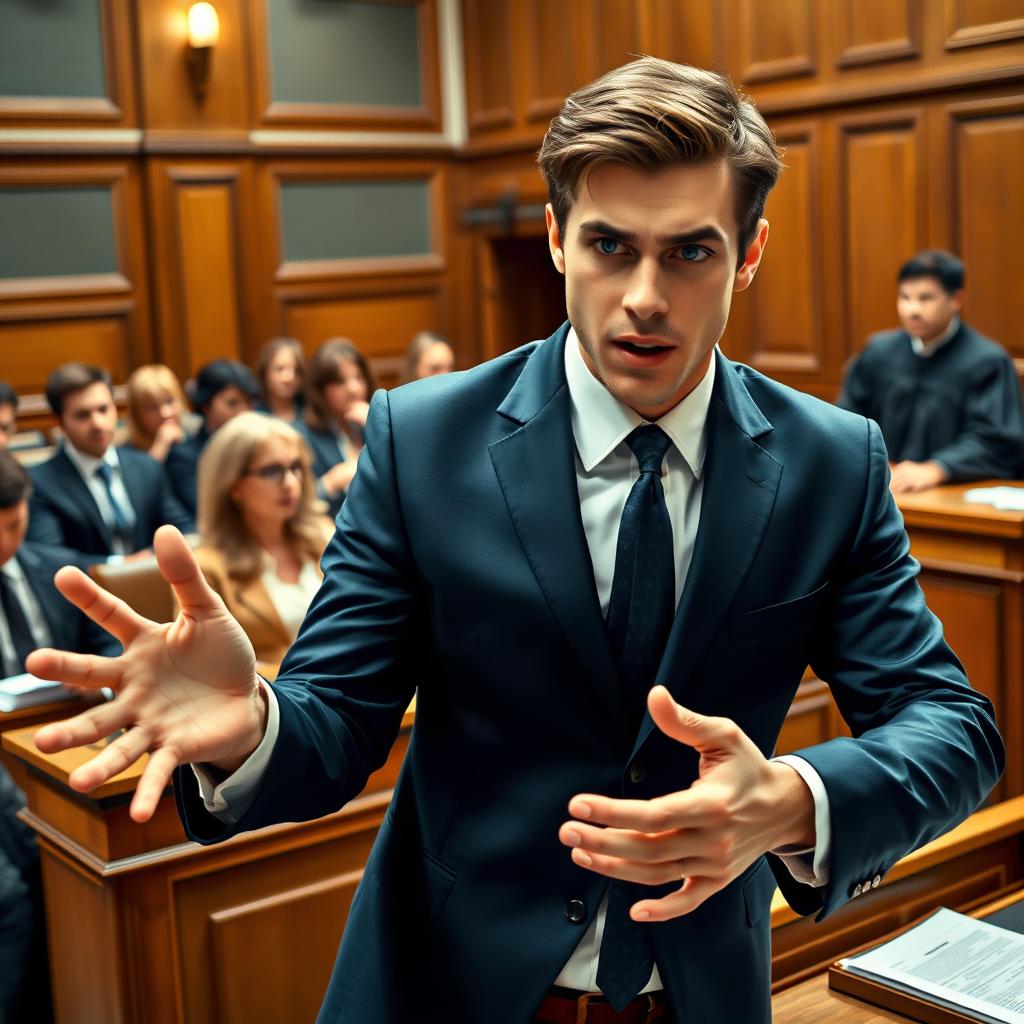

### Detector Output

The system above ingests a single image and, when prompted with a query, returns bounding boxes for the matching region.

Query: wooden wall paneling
[249,0,442,130]
[729,121,824,378]
[836,0,922,68]
[147,159,257,379]
[578,0,647,83]
[519,0,584,125]
[462,0,515,135]
[644,0,725,70]
[0,0,137,128]
[946,94,1024,362]
[839,110,926,363]
[135,0,252,145]
[944,0,1024,49]
[730,0,818,85]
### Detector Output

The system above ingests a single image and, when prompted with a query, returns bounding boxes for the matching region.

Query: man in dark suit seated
[27,364,193,565]
[164,359,260,517]
[1,450,120,1023]
[838,250,1024,493]
[0,382,16,450]
[30,60,1003,1023]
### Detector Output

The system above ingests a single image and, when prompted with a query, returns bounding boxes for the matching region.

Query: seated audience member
[124,365,188,463]
[403,330,455,382]
[256,337,306,424]
[838,250,1024,493]
[164,359,259,517]
[191,412,330,670]
[0,382,16,450]
[27,365,193,564]
[301,338,376,516]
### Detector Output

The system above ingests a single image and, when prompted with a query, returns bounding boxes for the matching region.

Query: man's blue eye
[597,238,620,255]
[680,245,709,262]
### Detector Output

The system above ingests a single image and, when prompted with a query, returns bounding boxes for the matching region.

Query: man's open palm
[31,526,265,823]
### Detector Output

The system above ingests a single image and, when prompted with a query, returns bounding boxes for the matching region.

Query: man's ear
[546,204,566,276]
[733,219,769,293]
[950,288,965,314]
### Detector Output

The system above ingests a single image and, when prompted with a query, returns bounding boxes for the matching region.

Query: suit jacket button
[852,883,862,898]
[629,763,646,784]
[566,899,586,924]
[872,875,881,889]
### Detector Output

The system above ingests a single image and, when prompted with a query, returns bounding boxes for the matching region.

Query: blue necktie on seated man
[95,462,134,550]
[0,572,35,676]
[597,425,676,1012]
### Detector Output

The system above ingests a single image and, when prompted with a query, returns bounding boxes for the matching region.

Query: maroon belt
[533,987,667,1024]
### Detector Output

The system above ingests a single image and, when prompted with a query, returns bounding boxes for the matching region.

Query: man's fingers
[51,566,149,646]
[631,876,720,922]
[26,648,125,689]
[647,686,741,753]
[560,820,715,862]
[130,747,179,823]
[35,699,132,754]
[569,848,723,887]
[67,726,153,792]
[153,525,221,614]
[567,790,720,832]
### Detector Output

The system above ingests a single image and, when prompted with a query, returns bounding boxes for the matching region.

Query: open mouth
[615,340,672,355]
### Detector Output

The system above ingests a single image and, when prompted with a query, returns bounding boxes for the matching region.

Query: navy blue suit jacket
[13,542,120,659]
[176,324,1003,1023]
[163,428,210,518]
[27,447,193,565]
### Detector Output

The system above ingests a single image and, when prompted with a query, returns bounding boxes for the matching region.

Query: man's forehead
[571,160,737,239]
[899,277,948,295]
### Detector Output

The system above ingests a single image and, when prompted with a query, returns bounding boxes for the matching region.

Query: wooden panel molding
[147,160,256,377]
[947,96,1024,361]
[462,0,515,133]
[0,0,137,128]
[944,0,1024,49]
[837,0,922,68]
[839,111,925,360]
[250,0,442,131]
[521,0,579,124]
[580,0,647,82]
[735,0,818,84]
[742,123,823,375]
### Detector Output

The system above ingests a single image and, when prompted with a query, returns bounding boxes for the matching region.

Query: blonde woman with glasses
[191,412,330,675]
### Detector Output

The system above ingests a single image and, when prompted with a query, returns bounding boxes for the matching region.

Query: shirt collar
[62,439,119,479]
[910,316,960,358]
[1,554,26,583]
[564,327,714,478]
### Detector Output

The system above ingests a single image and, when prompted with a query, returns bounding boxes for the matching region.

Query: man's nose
[623,260,669,321]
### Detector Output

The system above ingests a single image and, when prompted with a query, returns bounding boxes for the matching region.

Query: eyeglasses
[244,460,305,484]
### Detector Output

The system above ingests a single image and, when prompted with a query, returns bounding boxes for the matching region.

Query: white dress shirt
[195,330,832,996]
[0,556,53,678]
[62,442,138,559]
[259,557,322,639]
[910,315,960,358]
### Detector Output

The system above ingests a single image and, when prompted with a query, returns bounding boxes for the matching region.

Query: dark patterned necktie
[597,424,675,1010]
[96,462,133,548]
[0,571,35,676]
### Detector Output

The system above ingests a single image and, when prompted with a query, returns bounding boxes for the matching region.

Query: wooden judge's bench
[3,482,1024,1023]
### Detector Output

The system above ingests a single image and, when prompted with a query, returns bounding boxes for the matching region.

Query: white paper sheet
[840,907,1024,1023]
[0,672,72,712]
[963,486,1024,511]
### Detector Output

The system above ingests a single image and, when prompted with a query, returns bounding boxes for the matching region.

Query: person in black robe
[838,250,1024,493]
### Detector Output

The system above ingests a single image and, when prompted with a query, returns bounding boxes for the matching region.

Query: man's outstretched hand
[31,526,265,823]
[559,685,815,921]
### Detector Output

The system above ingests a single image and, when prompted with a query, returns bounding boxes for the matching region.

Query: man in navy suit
[27,364,193,565]
[31,59,1002,1023]
[0,450,119,1023]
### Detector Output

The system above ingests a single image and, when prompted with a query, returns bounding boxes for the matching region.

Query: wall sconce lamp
[186,2,220,102]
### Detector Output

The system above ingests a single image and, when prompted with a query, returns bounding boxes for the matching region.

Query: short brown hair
[45,363,112,417]
[537,57,782,259]
[304,338,377,434]
[0,450,31,508]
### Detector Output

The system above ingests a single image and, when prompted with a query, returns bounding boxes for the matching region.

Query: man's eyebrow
[577,220,728,247]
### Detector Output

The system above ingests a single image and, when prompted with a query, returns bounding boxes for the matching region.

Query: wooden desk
[777,481,1024,802]
[3,701,415,1024]
[774,888,1024,1022]
[0,694,97,788]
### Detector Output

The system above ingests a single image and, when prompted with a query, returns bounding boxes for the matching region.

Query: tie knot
[625,425,671,475]
[96,463,112,484]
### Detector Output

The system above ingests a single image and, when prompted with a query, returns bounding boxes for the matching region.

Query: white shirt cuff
[190,680,280,825]
[769,754,831,887]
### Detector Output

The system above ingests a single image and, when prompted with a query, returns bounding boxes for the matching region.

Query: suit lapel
[234,576,292,646]
[16,547,67,648]
[488,325,622,721]
[55,449,113,549]
[632,352,783,757]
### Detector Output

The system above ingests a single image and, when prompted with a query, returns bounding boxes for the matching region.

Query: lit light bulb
[187,3,220,49]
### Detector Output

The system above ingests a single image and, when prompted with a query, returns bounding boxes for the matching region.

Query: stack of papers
[839,907,1024,1023]
[963,486,1024,511]
[0,673,74,713]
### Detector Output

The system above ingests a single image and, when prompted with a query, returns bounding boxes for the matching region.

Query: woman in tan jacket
[192,412,332,676]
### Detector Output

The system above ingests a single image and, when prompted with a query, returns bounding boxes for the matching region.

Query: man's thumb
[647,686,736,751]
